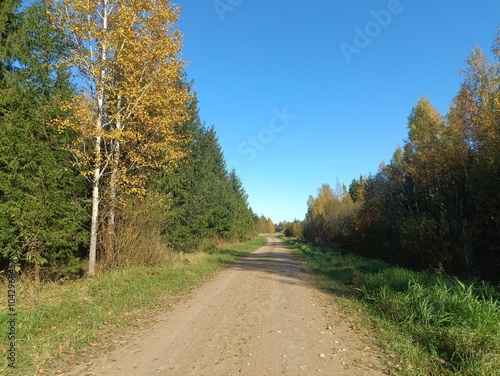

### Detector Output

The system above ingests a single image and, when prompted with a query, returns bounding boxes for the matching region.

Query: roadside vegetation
[0,2,260,373]
[284,237,500,376]
[281,26,500,376]
[285,31,500,283]
[2,1,499,374]
[1,0,258,281]
[0,237,267,375]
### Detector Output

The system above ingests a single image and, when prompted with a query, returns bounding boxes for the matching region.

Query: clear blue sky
[19,1,498,222]
[175,0,500,223]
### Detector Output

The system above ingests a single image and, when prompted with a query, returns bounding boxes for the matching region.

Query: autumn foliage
[0,0,257,278]
[295,36,500,282]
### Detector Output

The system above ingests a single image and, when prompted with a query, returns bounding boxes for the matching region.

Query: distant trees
[256,216,275,234]
[298,33,500,282]
[283,220,303,238]
[267,217,276,234]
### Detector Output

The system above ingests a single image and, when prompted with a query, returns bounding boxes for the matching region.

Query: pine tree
[155,103,231,250]
[226,170,256,239]
[0,0,18,68]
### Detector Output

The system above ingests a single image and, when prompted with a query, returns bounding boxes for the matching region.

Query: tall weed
[99,192,174,270]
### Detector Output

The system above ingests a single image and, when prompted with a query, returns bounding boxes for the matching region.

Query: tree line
[0,0,257,279]
[287,33,500,282]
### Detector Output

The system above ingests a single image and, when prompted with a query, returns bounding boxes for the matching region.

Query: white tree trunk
[88,166,100,276]
[88,0,108,277]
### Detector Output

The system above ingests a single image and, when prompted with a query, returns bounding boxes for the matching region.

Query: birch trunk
[88,0,108,277]
[88,164,100,276]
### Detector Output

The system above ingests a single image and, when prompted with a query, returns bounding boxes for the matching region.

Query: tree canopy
[294,33,500,282]
[0,0,257,278]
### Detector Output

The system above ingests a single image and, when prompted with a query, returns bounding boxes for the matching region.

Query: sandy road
[67,238,383,375]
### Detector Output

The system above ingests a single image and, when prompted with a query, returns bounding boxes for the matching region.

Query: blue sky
[175,1,500,222]
[17,0,498,221]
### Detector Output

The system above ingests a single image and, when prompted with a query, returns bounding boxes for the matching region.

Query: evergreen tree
[155,100,245,250]
[0,0,87,278]
[154,97,256,250]
[226,170,257,239]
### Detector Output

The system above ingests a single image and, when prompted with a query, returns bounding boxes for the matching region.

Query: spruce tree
[154,99,256,251]
[0,0,87,278]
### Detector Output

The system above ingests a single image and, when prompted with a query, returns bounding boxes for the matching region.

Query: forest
[286,35,500,282]
[0,0,258,280]
[2,0,499,285]
[2,2,498,374]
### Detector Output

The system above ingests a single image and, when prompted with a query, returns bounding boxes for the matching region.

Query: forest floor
[64,237,384,375]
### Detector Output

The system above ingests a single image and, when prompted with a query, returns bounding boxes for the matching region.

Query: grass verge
[283,237,500,376]
[0,236,267,375]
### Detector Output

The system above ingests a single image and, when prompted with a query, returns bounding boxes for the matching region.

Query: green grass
[0,237,267,375]
[283,237,500,376]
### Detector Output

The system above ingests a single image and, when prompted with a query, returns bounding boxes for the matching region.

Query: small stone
[320,353,326,358]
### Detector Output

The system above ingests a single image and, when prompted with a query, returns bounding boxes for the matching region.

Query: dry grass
[98,192,175,271]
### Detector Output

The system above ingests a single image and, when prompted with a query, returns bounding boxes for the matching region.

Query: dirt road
[67,238,383,375]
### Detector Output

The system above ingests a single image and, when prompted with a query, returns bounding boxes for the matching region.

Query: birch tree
[50,0,191,276]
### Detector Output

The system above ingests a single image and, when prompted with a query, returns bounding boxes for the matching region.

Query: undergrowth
[283,237,500,376]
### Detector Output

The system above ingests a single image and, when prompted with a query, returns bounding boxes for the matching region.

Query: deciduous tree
[50,0,191,275]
